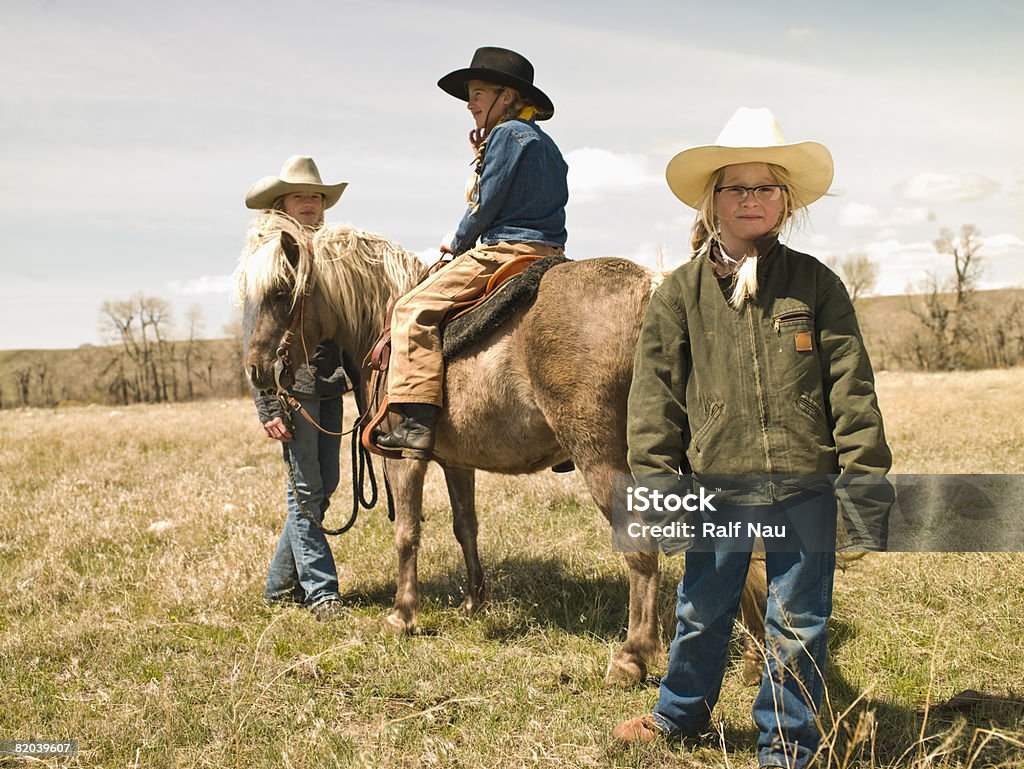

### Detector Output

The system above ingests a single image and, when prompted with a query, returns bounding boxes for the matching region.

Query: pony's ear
[280,232,300,267]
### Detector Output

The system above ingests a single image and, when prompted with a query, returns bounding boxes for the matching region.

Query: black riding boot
[375,403,440,459]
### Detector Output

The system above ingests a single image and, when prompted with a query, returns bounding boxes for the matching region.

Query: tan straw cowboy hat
[665,107,834,209]
[245,155,348,210]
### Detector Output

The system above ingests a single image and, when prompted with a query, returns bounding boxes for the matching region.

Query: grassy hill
[0,338,247,408]
[855,288,1024,371]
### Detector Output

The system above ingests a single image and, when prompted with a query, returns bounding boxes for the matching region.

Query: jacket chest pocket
[773,309,816,352]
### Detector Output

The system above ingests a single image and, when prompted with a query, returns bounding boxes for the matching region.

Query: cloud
[838,202,880,227]
[621,241,690,272]
[860,233,1024,295]
[786,27,816,41]
[983,233,1024,253]
[565,148,659,203]
[895,173,999,203]
[838,202,934,228]
[168,274,234,296]
[977,233,1024,289]
[891,207,936,226]
[861,239,944,294]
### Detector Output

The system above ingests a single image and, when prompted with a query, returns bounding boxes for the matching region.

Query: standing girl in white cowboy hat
[239,155,350,621]
[375,46,568,457]
[613,109,894,769]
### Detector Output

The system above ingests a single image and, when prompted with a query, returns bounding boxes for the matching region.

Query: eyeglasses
[714,184,785,202]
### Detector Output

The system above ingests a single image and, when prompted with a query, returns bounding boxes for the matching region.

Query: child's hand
[262,416,292,442]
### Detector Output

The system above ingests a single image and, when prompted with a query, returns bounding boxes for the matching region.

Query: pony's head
[235,214,428,392]
[235,213,336,391]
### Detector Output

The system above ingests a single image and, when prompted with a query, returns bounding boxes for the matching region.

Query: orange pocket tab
[795,332,813,352]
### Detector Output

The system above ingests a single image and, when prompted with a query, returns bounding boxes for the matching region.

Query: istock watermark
[624,484,719,514]
[611,474,1024,553]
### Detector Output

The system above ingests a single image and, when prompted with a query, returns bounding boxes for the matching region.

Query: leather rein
[271,275,391,535]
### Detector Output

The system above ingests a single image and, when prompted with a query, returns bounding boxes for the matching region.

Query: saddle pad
[442,255,569,362]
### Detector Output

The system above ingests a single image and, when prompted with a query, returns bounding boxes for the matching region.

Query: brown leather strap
[359,375,405,459]
[365,297,398,371]
[279,392,349,437]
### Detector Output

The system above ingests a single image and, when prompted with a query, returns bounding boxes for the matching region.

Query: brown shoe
[612,714,665,743]
[312,598,345,622]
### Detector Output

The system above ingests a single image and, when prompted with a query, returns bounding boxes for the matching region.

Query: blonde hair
[234,219,427,357]
[689,164,807,307]
[233,210,315,310]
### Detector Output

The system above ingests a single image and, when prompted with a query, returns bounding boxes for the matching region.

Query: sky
[1,0,1021,349]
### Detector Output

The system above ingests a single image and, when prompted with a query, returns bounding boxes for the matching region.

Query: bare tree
[0,306,262,410]
[99,293,175,403]
[935,224,983,309]
[831,252,879,304]
[139,296,173,402]
[13,368,31,406]
[35,362,54,406]
[182,304,206,400]
[907,224,985,370]
[223,314,248,396]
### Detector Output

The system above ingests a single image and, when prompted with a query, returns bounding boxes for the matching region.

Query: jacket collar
[706,235,782,278]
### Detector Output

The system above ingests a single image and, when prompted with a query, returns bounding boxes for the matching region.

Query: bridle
[273,279,314,395]
[267,273,393,535]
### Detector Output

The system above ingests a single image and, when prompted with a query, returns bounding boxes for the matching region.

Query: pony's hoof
[459,595,482,616]
[383,610,415,635]
[741,656,762,686]
[605,656,647,687]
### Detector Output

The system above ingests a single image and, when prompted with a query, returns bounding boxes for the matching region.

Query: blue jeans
[652,494,837,769]
[264,395,343,608]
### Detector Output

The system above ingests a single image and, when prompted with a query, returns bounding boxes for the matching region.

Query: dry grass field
[1,369,1023,768]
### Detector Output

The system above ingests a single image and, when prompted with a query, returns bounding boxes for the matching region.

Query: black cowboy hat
[437,46,554,119]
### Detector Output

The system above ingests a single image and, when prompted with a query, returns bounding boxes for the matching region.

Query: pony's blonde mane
[234,211,315,310]
[311,224,428,354]
[234,212,428,357]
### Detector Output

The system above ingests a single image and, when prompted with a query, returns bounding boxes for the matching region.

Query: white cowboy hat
[245,155,348,210]
[665,107,834,209]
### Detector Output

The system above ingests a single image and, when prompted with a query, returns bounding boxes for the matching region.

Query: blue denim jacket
[450,118,568,255]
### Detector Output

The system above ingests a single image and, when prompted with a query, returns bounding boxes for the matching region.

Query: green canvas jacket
[627,241,894,549]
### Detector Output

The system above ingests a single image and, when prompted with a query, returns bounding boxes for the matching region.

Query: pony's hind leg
[443,467,484,614]
[384,457,428,635]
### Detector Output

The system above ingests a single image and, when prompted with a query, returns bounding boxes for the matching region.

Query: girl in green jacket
[613,108,893,769]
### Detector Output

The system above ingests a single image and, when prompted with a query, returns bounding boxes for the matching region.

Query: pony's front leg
[384,457,428,634]
[608,549,662,685]
[574,456,663,685]
[443,467,483,614]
